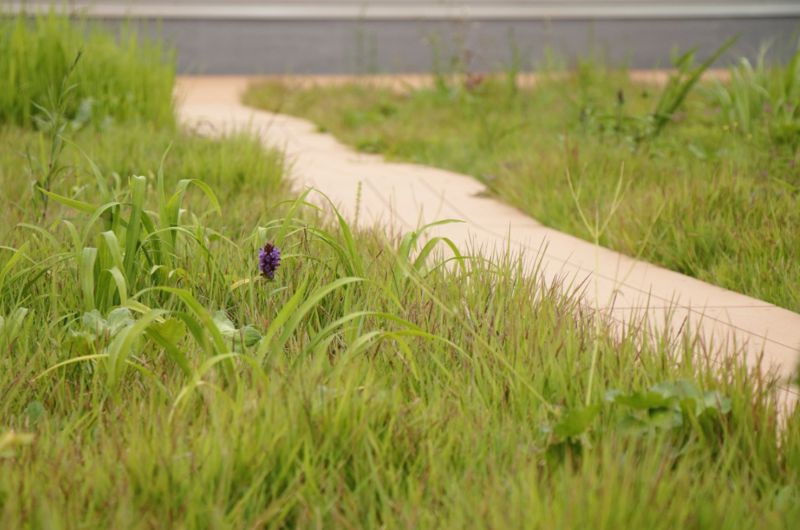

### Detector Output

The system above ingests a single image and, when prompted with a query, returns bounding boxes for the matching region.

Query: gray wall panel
[100,17,800,74]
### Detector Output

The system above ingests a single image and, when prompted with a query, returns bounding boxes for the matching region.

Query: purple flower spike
[258,242,281,280]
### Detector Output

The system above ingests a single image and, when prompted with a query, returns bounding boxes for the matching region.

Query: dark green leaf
[553,404,600,439]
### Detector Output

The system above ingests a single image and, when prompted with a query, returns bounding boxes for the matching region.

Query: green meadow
[245,46,800,312]
[1,13,798,529]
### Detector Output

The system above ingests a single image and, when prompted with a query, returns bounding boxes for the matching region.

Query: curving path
[176,75,800,408]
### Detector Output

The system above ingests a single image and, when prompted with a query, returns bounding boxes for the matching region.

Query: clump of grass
[0,11,175,128]
[0,123,285,242]
[243,46,800,312]
[712,43,800,144]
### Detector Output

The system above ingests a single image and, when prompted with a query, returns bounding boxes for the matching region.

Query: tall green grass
[1,16,798,528]
[0,12,175,128]
[1,120,798,527]
[244,51,800,311]
[712,43,800,144]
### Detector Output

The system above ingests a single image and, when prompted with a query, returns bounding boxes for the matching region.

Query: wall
[5,1,800,73]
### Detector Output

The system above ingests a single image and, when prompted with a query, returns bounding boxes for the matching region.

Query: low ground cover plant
[244,47,800,312]
[1,14,798,528]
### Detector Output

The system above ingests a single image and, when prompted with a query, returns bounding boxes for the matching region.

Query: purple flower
[258,242,281,280]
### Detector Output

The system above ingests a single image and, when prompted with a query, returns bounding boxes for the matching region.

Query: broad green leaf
[80,247,98,312]
[36,187,95,214]
[106,309,166,389]
[124,175,147,283]
[613,390,672,410]
[212,311,237,337]
[81,310,107,335]
[150,318,186,345]
[241,325,262,348]
[553,404,601,439]
[106,266,128,305]
[24,401,46,426]
[147,318,190,376]
[107,307,134,336]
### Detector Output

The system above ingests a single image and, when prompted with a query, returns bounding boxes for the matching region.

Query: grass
[2,123,799,528]
[243,53,800,313]
[1,16,799,528]
[0,12,175,128]
[0,124,284,242]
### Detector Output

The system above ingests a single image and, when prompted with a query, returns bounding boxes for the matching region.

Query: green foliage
[0,12,175,128]
[712,43,800,144]
[543,379,732,463]
[648,38,735,138]
[244,45,800,312]
[1,18,799,527]
[576,39,735,143]
[606,378,732,438]
[0,307,30,349]
[0,111,793,527]
[25,48,81,220]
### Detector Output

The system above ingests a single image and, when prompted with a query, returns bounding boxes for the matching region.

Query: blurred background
[4,1,800,73]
